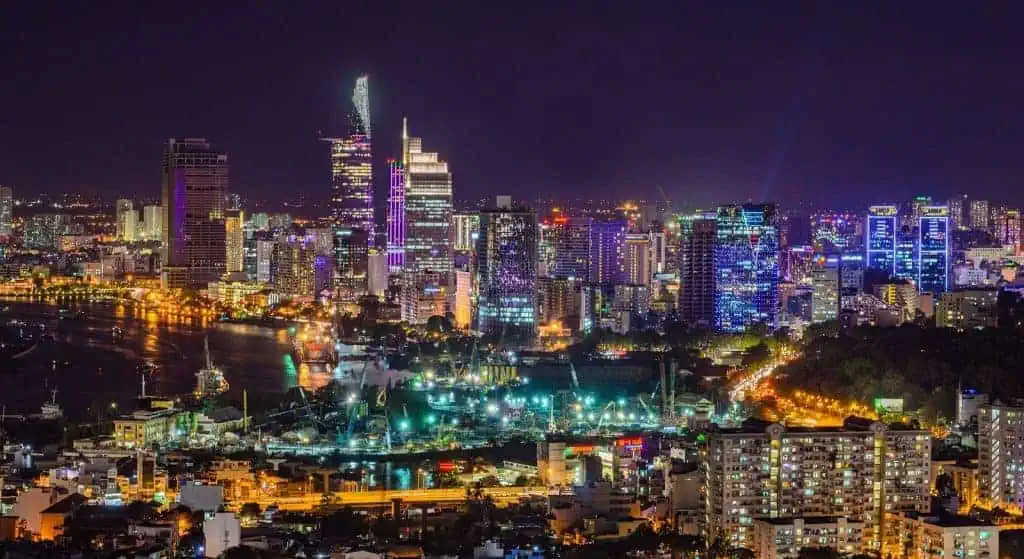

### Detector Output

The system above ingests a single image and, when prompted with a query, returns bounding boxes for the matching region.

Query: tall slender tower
[162,138,229,288]
[327,76,374,240]
[402,119,453,277]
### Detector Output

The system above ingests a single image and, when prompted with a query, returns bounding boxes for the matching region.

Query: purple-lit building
[475,199,538,344]
[588,220,627,284]
[161,138,229,288]
[386,158,406,272]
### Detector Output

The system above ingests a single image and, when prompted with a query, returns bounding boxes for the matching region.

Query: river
[0,299,329,420]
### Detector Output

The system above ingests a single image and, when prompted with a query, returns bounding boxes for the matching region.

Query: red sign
[438,460,457,473]
[616,437,644,448]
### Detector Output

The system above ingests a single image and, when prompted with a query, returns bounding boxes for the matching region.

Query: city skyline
[4,5,1024,211]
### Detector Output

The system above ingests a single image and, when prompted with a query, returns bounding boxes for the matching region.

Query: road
[238,486,549,512]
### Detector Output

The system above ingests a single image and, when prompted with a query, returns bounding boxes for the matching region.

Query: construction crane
[345,355,373,441]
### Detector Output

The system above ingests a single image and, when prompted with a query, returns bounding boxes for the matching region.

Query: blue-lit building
[714,204,780,332]
[895,226,918,282]
[588,220,627,284]
[866,205,898,277]
[475,200,538,344]
[918,206,950,294]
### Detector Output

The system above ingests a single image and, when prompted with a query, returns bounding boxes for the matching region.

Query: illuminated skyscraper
[386,158,406,272]
[161,138,229,287]
[224,209,244,273]
[453,212,480,252]
[948,194,967,231]
[865,205,897,276]
[810,211,861,253]
[475,198,538,344]
[970,199,990,231]
[918,206,950,294]
[550,216,593,280]
[402,119,453,276]
[993,208,1020,249]
[714,204,779,332]
[624,232,651,285]
[894,226,918,283]
[679,213,716,328]
[326,76,374,241]
[0,186,11,240]
[334,227,369,301]
[810,256,839,323]
[589,220,627,284]
[142,205,162,241]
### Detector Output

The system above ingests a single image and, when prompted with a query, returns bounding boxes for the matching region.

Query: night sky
[3,4,1024,212]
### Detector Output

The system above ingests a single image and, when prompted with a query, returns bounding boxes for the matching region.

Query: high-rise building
[866,205,897,277]
[895,226,918,283]
[224,209,244,273]
[453,269,473,329]
[452,212,480,253]
[970,199,990,231]
[326,76,374,241]
[402,119,453,277]
[649,229,667,275]
[980,403,1024,507]
[993,208,1020,249]
[810,211,862,253]
[714,204,780,332]
[904,195,933,229]
[334,228,369,301]
[116,199,137,242]
[24,214,71,250]
[255,235,275,283]
[400,270,446,324]
[624,232,651,285]
[0,186,12,239]
[142,205,162,241]
[161,138,229,287]
[537,276,582,327]
[704,419,931,551]
[274,232,318,299]
[948,194,968,231]
[810,256,839,323]
[589,220,627,284]
[918,206,950,295]
[386,158,406,272]
[475,199,538,344]
[679,213,716,328]
[550,216,593,280]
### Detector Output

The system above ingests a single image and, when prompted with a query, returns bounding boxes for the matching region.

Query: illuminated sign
[616,437,644,449]
[438,460,457,473]
[565,445,597,456]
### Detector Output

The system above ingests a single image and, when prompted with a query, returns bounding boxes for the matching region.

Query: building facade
[866,205,897,276]
[402,120,453,277]
[918,206,950,295]
[714,204,780,332]
[161,138,229,287]
[679,214,717,328]
[475,202,538,344]
[327,76,374,241]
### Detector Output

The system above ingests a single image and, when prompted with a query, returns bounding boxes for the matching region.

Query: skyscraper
[865,205,897,277]
[714,204,780,332]
[475,198,538,344]
[0,186,11,240]
[224,209,244,273]
[894,226,918,283]
[452,212,480,252]
[326,76,374,239]
[116,199,137,242]
[142,205,163,241]
[679,213,716,328]
[624,232,651,285]
[970,199,990,231]
[588,220,627,284]
[386,158,406,272]
[948,194,967,231]
[918,206,950,294]
[811,256,840,323]
[334,227,369,302]
[550,216,593,280]
[993,208,1020,249]
[161,138,229,287]
[402,119,453,276]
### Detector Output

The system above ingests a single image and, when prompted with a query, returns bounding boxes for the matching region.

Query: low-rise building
[936,289,998,330]
[884,513,998,559]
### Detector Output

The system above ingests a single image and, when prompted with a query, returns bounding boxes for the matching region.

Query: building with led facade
[866,205,897,276]
[0,186,11,239]
[993,208,1020,249]
[704,419,931,551]
[402,120,453,277]
[810,256,839,323]
[334,228,369,302]
[161,138,229,288]
[386,158,405,271]
[475,200,538,344]
[810,211,862,253]
[588,220,627,284]
[679,213,716,328]
[918,206,950,294]
[326,76,374,241]
[713,204,779,332]
[895,226,918,283]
